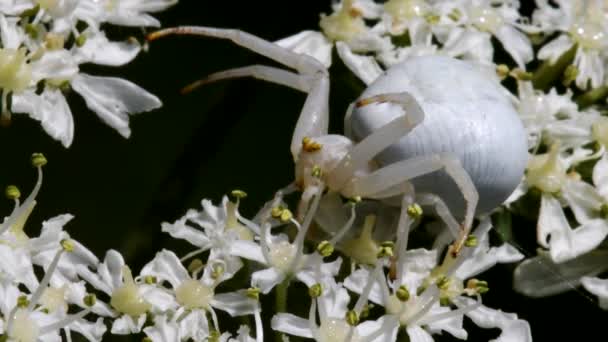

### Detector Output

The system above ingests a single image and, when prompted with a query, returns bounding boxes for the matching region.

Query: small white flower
[76,250,172,334]
[534,0,608,89]
[140,249,259,340]
[581,276,608,310]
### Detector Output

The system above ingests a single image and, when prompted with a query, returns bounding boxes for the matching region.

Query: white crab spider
[148,26,528,253]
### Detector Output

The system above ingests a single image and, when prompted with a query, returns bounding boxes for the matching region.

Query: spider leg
[416,193,460,239]
[148,26,325,74]
[329,92,424,189]
[148,26,330,160]
[181,65,311,94]
[343,153,479,254]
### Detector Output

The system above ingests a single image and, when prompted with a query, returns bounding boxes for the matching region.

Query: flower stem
[275,279,289,342]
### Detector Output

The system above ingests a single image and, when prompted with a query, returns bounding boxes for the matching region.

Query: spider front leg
[148,26,331,160]
[334,93,479,255]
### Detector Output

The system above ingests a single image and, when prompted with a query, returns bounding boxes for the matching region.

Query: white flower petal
[442,28,493,64]
[230,240,266,264]
[68,317,107,342]
[0,14,21,49]
[160,214,211,249]
[513,251,608,297]
[140,284,177,312]
[593,153,608,200]
[336,41,383,85]
[561,179,603,224]
[580,276,608,310]
[212,291,258,316]
[140,250,189,289]
[12,89,75,147]
[397,249,437,292]
[538,194,608,262]
[271,313,313,338]
[0,245,38,292]
[252,267,285,294]
[178,309,209,341]
[574,47,603,89]
[75,31,141,66]
[456,242,523,279]
[494,25,533,69]
[71,73,162,138]
[276,31,332,68]
[426,306,467,339]
[365,316,399,342]
[30,50,79,83]
[454,297,531,342]
[537,35,573,64]
[344,268,385,305]
[111,314,146,334]
[143,315,180,342]
[406,325,433,342]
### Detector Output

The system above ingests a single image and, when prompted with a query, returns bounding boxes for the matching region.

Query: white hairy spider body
[148,26,526,252]
[351,56,528,216]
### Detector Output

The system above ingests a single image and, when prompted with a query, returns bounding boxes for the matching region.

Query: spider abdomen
[350,56,528,215]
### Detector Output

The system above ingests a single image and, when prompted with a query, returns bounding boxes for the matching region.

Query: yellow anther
[396,285,410,302]
[311,165,323,178]
[377,241,394,258]
[187,258,204,274]
[271,206,284,218]
[31,153,47,167]
[345,310,359,326]
[211,263,224,280]
[280,209,293,223]
[360,303,374,319]
[464,235,478,247]
[5,185,20,199]
[348,196,362,206]
[436,275,450,290]
[60,239,74,252]
[144,276,157,284]
[308,283,323,298]
[424,13,439,24]
[448,8,462,21]
[246,287,260,300]
[406,203,423,219]
[75,34,87,47]
[142,338,153,342]
[302,137,322,152]
[271,206,293,223]
[230,189,247,200]
[317,240,335,257]
[466,278,489,294]
[83,293,97,307]
[17,295,29,308]
[496,64,510,80]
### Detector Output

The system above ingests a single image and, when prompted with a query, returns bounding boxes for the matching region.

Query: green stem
[275,278,289,342]
[576,85,608,109]
[532,44,577,91]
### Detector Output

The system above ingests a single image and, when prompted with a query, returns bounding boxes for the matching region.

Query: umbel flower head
[0,0,178,147]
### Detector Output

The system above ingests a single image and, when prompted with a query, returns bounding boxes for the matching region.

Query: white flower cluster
[276,0,608,312]
[3,0,608,341]
[0,154,529,341]
[0,0,177,147]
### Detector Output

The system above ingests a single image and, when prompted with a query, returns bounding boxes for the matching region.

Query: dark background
[0,1,606,340]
